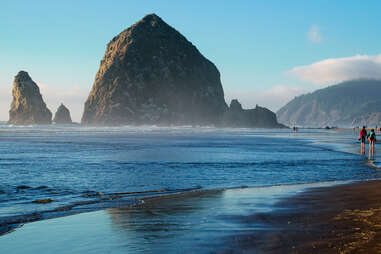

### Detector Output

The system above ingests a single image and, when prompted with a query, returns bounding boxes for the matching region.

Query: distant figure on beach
[367,128,377,159]
[359,126,367,155]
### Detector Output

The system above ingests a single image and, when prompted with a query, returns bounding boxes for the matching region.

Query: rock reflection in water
[106,186,292,253]
[0,184,343,254]
[107,190,227,253]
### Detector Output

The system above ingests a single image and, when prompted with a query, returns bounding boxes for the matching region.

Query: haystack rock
[53,103,72,124]
[8,71,52,125]
[82,14,227,125]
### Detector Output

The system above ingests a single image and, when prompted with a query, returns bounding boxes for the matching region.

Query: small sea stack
[53,103,72,124]
[8,71,52,125]
[222,99,286,128]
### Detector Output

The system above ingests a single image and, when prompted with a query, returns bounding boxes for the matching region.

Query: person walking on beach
[368,128,376,159]
[359,126,367,155]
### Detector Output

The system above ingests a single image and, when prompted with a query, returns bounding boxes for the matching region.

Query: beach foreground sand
[226,179,381,254]
[3,180,381,253]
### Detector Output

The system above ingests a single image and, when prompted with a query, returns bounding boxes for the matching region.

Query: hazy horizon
[2,1,381,122]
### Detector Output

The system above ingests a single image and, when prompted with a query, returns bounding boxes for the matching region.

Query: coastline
[1,127,380,253]
[3,179,381,253]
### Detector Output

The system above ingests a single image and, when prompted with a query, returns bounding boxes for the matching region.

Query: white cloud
[225,85,307,112]
[307,24,322,43]
[286,54,381,85]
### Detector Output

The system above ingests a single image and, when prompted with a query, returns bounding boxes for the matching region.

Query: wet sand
[223,179,381,254]
[3,180,381,253]
[0,183,329,253]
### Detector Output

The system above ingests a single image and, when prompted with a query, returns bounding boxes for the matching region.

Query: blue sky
[1,1,381,121]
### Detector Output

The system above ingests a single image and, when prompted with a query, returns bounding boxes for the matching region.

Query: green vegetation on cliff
[277,80,381,127]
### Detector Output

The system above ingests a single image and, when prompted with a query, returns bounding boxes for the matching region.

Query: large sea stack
[53,103,72,124]
[82,14,227,125]
[8,71,52,125]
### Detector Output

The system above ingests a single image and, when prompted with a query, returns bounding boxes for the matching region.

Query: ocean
[0,124,379,232]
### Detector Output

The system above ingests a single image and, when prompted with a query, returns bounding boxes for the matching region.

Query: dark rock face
[8,71,52,125]
[82,14,227,125]
[229,99,243,112]
[222,99,285,128]
[53,103,72,124]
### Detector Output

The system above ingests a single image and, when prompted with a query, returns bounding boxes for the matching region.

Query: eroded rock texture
[82,14,227,125]
[53,103,72,124]
[223,99,285,128]
[8,71,52,125]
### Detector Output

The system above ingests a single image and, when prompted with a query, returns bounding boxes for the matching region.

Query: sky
[1,0,381,122]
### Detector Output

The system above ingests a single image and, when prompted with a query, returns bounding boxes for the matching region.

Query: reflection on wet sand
[107,190,228,253]
[106,185,324,253]
[0,183,345,254]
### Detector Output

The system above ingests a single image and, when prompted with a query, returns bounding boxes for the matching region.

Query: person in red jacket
[358,126,367,155]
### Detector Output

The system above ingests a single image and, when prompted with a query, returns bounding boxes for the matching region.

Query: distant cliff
[277,80,381,127]
[8,71,52,125]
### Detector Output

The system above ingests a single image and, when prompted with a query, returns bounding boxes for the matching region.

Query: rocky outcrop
[82,14,227,125]
[8,71,52,125]
[53,103,72,124]
[222,99,285,128]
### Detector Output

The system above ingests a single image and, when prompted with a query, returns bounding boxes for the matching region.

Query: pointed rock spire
[53,103,72,124]
[8,71,52,125]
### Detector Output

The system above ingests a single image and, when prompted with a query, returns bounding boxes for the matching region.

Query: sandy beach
[2,179,381,253]
[224,179,381,254]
